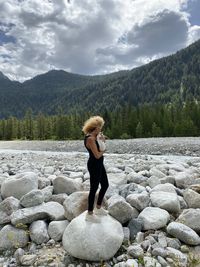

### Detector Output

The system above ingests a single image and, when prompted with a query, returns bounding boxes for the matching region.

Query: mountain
[0,39,200,118]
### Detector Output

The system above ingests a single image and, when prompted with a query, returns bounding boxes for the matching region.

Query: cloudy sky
[0,0,200,82]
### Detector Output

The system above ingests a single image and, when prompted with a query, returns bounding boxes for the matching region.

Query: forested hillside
[0,39,199,118]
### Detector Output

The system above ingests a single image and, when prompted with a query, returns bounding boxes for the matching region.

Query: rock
[29,220,50,244]
[183,189,200,208]
[166,237,181,250]
[150,183,177,194]
[20,189,44,208]
[119,183,146,199]
[174,171,195,189]
[48,220,69,241]
[41,186,54,202]
[150,191,180,213]
[50,193,68,204]
[125,259,138,267]
[149,167,166,179]
[107,195,138,224]
[167,222,200,245]
[127,172,147,184]
[127,244,144,258]
[1,172,38,199]
[147,176,161,188]
[122,227,130,243]
[189,184,200,193]
[107,167,123,173]
[11,201,65,225]
[38,177,51,189]
[166,247,187,267]
[0,196,20,224]
[69,171,83,179]
[107,173,127,186]
[63,191,89,221]
[158,232,167,248]
[43,166,54,175]
[138,207,170,230]
[127,218,143,241]
[0,224,29,251]
[62,211,124,261]
[20,254,37,266]
[176,208,200,234]
[14,248,25,264]
[143,256,162,267]
[126,192,150,211]
[53,176,83,194]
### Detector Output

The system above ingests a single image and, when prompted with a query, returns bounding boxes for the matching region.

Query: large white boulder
[62,211,124,261]
[1,172,38,199]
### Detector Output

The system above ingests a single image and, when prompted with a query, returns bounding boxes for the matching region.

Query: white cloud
[0,0,199,81]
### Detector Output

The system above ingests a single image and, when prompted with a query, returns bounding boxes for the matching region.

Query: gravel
[0,137,200,156]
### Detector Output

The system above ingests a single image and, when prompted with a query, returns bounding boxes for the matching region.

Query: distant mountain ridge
[0,39,200,118]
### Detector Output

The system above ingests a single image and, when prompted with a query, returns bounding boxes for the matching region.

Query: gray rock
[147,176,161,188]
[149,167,166,179]
[125,259,138,267]
[150,191,180,213]
[107,195,138,224]
[166,237,181,250]
[0,196,20,224]
[127,244,144,258]
[167,222,200,245]
[174,171,195,189]
[127,172,147,184]
[11,201,65,225]
[38,177,51,189]
[53,176,83,194]
[176,208,200,234]
[41,185,53,202]
[127,218,143,241]
[183,189,200,208]
[48,220,69,241]
[150,183,177,194]
[29,220,49,244]
[143,256,162,267]
[20,189,44,207]
[1,172,38,199]
[108,173,127,186]
[166,247,188,267]
[0,224,29,251]
[122,227,130,243]
[62,211,124,261]
[20,254,37,266]
[138,207,170,230]
[126,192,150,211]
[63,191,89,221]
[151,247,168,257]
[50,193,68,204]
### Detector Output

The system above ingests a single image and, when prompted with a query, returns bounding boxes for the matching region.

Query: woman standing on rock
[82,115,109,222]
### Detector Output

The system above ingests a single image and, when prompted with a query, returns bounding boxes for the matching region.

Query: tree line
[0,101,199,140]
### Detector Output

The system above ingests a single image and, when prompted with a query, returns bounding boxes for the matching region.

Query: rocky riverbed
[0,138,200,267]
[0,136,200,156]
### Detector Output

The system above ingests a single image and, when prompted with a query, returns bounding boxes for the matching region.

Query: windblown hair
[82,116,105,134]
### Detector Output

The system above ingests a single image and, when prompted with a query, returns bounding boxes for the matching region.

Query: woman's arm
[86,137,104,159]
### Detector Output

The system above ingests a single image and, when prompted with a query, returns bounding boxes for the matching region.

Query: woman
[82,115,109,222]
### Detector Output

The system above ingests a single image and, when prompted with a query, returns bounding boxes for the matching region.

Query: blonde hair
[82,116,105,134]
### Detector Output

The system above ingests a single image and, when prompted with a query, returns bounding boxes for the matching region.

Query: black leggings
[87,160,109,212]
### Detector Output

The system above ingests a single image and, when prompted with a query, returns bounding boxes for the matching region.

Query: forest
[0,100,199,140]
